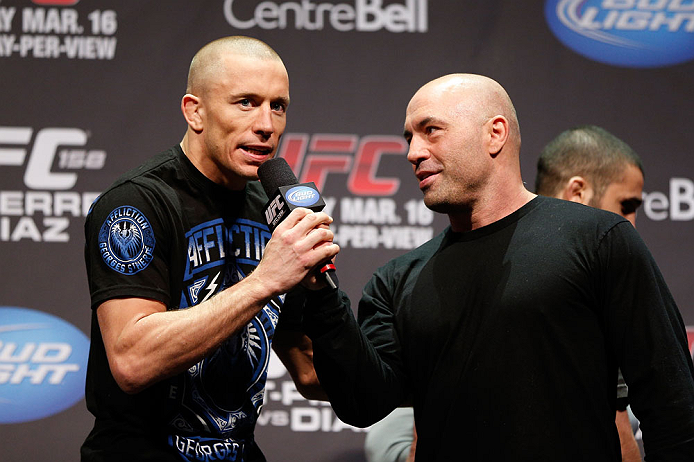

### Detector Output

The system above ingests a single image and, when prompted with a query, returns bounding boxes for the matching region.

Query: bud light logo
[286,185,319,207]
[0,307,89,423]
[545,0,694,68]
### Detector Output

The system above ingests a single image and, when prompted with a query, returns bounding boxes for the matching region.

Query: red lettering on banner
[302,156,351,191]
[309,134,358,153]
[348,136,407,196]
[277,134,309,175]
[277,133,407,196]
[301,134,355,189]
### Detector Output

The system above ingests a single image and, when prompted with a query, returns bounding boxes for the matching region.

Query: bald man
[301,74,694,461]
[81,36,337,462]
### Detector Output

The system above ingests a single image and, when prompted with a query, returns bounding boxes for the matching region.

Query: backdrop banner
[1,1,692,460]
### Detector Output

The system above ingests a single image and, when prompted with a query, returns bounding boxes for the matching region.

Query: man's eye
[239,99,251,107]
[271,102,286,112]
[425,126,439,135]
[622,199,643,215]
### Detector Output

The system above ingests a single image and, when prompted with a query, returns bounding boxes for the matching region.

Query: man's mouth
[241,145,273,157]
[415,169,439,189]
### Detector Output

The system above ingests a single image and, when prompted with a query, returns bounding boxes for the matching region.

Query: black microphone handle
[258,158,339,289]
[318,261,338,290]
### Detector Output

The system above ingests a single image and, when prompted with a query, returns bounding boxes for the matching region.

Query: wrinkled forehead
[405,82,478,127]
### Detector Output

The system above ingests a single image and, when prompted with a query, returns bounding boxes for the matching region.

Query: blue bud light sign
[0,307,89,423]
[286,185,320,207]
[545,0,694,68]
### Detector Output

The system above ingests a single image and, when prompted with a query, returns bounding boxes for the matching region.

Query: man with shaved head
[300,74,694,460]
[81,36,337,461]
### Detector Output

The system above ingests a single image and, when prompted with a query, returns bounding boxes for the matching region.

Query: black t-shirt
[82,145,288,462]
[304,196,694,461]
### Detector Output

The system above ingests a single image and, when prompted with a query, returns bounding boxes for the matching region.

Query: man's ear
[560,176,593,205]
[181,94,203,132]
[488,115,509,156]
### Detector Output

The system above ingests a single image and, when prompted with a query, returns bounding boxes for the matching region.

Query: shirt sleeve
[84,180,174,310]
[597,222,694,460]
[302,265,409,427]
[275,287,307,332]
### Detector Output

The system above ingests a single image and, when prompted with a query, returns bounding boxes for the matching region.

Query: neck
[448,185,536,232]
[179,132,246,191]
[180,132,205,176]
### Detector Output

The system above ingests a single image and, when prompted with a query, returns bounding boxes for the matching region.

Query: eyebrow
[403,116,443,139]
[230,92,290,107]
[275,95,290,107]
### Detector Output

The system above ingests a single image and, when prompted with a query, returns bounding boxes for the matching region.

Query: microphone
[257,157,338,289]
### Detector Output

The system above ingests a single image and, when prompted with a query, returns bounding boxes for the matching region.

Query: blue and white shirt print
[98,205,156,275]
[97,204,277,461]
[167,216,278,461]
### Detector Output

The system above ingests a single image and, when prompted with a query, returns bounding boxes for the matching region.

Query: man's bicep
[97,298,167,358]
[85,182,173,310]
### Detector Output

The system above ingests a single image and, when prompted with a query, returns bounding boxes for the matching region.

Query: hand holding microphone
[258,158,339,289]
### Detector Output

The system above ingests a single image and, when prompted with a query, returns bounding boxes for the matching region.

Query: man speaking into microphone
[81,36,337,462]
[258,157,338,289]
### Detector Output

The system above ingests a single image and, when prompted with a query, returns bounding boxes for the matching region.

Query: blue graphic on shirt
[188,277,209,305]
[169,434,242,461]
[184,218,272,280]
[98,205,155,275]
[170,217,279,460]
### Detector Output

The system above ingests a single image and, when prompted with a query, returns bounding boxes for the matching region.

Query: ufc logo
[277,133,408,196]
[265,195,285,225]
[0,126,105,190]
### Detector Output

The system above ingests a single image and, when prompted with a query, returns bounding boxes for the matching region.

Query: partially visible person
[302,74,694,461]
[81,36,337,462]
[536,124,646,462]
[535,125,643,227]
[364,408,416,462]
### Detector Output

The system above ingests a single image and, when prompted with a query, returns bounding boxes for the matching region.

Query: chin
[245,170,260,181]
[423,197,448,213]
[425,196,468,215]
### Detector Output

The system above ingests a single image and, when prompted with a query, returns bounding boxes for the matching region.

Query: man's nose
[253,105,274,137]
[407,136,428,166]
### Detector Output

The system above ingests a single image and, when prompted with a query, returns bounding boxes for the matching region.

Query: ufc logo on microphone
[264,195,286,226]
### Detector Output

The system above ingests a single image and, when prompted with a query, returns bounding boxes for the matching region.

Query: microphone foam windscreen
[257,157,299,198]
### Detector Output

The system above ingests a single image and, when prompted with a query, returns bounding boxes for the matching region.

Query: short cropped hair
[535,125,643,199]
[186,36,283,95]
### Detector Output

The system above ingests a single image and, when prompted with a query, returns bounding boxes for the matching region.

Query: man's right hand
[251,207,340,294]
